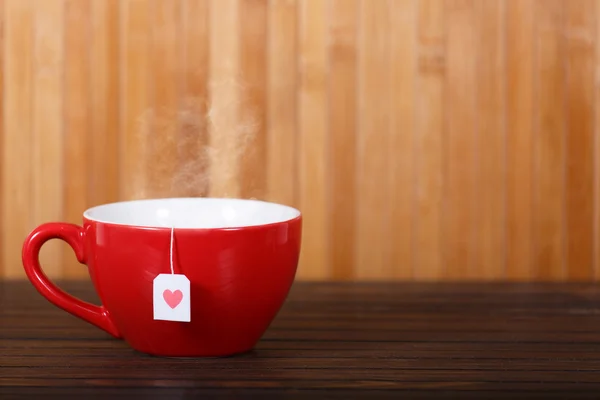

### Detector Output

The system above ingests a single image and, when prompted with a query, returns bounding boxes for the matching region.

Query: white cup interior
[83,198,301,229]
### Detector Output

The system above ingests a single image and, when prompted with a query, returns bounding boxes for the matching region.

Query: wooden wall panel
[328,0,358,280]
[389,0,417,280]
[266,0,297,208]
[2,0,600,282]
[356,0,393,279]
[239,0,268,200]
[180,0,209,198]
[596,1,600,280]
[444,0,478,279]
[415,0,444,279]
[506,0,534,280]
[565,0,595,279]
[534,0,566,280]
[33,0,64,277]
[209,0,241,199]
[0,0,4,281]
[476,0,505,279]
[64,0,91,278]
[299,0,329,279]
[3,0,34,279]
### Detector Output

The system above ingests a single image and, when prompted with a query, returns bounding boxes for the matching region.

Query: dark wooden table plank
[2,280,600,398]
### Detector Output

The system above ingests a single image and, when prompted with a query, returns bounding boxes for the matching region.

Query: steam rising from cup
[129,77,259,201]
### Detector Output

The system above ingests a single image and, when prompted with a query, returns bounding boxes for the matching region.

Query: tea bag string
[169,226,175,275]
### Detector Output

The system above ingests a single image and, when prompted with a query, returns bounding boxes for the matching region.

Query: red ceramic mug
[21,197,302,357]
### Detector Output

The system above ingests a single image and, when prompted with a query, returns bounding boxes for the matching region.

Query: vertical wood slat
[565,0,595,280]
[389,0,417,279]
[179,0,209,198]
[119,0,151,201]
[0,0,4,278]
[415,0,444,280]
[89,0,120,207]
[328,0,358,280]
[63,0,92,278]
[145,0,182,198]
[444,0,478,279]
[32,0,64,278]
[298,0,329,279]
[3,0,600,282]
[266,0,298,209]
[3,0,34,278]
[534,0,566,281]
[207,0,241,199]
[356,0,392,279]
[596,0,600,280]
[506,0,534,280]
[476,0,506,279]
[239,0,268,200]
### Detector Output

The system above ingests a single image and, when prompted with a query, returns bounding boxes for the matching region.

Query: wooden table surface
[3,281,600,399]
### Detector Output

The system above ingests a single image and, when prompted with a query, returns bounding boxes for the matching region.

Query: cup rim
[82,197,302,231]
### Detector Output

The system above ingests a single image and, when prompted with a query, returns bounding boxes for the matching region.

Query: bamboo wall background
[1,0,599,281]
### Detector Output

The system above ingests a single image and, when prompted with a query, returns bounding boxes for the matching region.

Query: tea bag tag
[153,227,190,322]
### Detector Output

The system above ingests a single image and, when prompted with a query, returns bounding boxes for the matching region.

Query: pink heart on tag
[163,289,183,309]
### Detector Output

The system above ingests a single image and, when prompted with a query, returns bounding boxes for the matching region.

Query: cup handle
[21,222,121,338]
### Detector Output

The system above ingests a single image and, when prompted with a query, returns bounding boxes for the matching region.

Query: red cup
[21,198,302,357]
